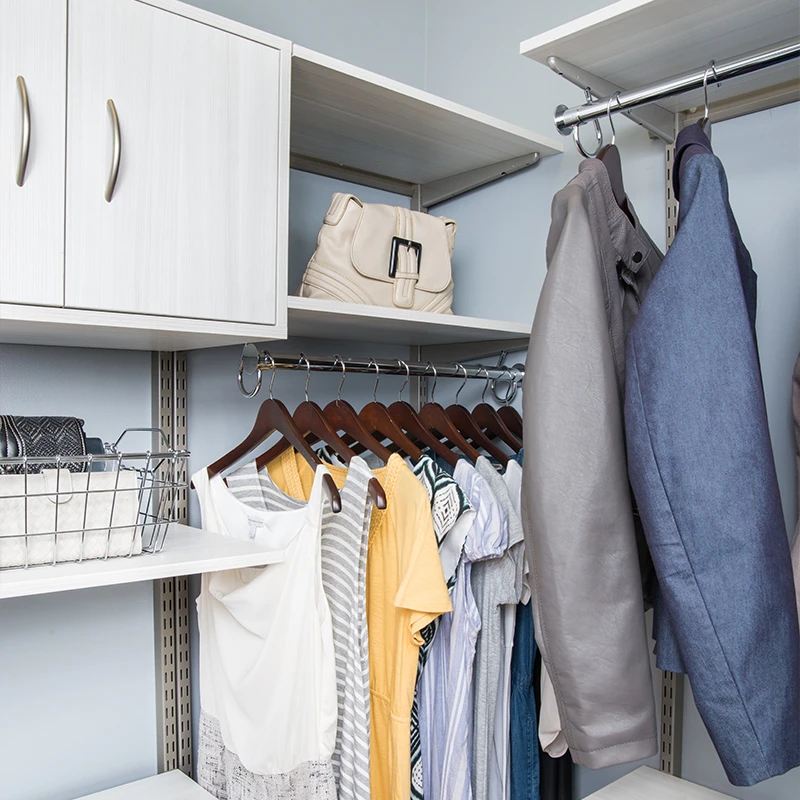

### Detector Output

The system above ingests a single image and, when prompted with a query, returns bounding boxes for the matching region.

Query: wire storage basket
[0,428,189,570]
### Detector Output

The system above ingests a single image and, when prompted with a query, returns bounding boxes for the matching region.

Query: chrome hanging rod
[554,37,800,135]
[237,344,525,398]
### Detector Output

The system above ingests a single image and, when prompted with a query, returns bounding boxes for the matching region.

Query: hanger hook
[263,351,277,399]
[479,365,491,403]
[574,87,603,158]
[606,91,621,147]
[369,358,380,403]
[455,363,468,405]
[424,362,438,403]
[333,354,346,403]
[397,360,410,402]
[701,60,718,127]
[491,366,516,405]
[299,353,311,402]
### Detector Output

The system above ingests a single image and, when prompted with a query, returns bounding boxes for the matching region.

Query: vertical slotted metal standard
[659,128,684,777]
[153,352,192,776]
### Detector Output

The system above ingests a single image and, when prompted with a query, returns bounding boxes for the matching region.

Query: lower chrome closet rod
[252,351,525,383]
[554,37,800,133]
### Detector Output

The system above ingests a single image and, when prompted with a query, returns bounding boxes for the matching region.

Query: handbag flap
[351,204,454,293]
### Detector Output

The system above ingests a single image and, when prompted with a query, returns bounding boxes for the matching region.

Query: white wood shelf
[0,304,286,351]
[521,0,800,113]
[77,770,213,799]
[291,45,562,186]
[288,296,530,346]
[0,523,283,600]
[584,766,733,799]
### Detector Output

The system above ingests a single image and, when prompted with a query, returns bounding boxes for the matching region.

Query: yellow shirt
[267,450,452,799]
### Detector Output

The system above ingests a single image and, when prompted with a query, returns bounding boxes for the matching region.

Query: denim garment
[509,601,539,800]
[625,124,800,786]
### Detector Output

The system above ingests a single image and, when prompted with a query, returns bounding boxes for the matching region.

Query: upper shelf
[291,46,562,187]
[520,0,800,113]
[0,524,282,600]
[287,297,530,347]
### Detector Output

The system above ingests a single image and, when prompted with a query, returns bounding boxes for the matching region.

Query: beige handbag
[297,193,457,313]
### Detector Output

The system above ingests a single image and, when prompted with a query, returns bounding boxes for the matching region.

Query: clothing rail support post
[658,129,684,777]
[152,351,192,776]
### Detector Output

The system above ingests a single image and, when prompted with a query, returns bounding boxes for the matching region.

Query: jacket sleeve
[521,183,657,769]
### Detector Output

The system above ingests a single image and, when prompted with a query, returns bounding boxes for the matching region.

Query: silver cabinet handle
[104,99,121,202]
[15,76,30,187]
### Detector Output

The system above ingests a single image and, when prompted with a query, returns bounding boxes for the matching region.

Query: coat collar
[673,123,714,200]
[578,157,653,272]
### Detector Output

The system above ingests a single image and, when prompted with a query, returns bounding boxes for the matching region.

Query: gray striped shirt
[227,456,373,800]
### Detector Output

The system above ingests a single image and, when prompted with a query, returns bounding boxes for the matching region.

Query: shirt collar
[578,157,653,272]
[673,123,714,200]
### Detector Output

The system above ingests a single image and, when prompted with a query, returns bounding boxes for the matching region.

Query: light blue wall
[0,346,156,800]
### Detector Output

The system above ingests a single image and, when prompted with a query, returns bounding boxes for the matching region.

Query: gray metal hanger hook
[491,366,517,405]
[369,358,380,403]
[397,360,410,402]
[701,60,718,127]
[424,362,438,403]
[263,351,277,399]
[574,87,603,158]
[299,353,311,402]
[479,365,491,403]
[333,354,346,403]
[455,363,468,405]
[606,91,622,147]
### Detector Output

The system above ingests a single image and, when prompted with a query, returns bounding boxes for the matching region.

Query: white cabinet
[65,0,288,325]
[0,0,67,306]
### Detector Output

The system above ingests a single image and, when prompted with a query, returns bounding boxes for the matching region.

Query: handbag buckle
[389,236,422,278]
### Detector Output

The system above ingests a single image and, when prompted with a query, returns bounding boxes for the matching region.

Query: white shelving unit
[292,45,562,186]
[77,770,213,799]
[288,297,530,346]
[0,524,282,600]
[520,0,800,114]
[287,45,558,349]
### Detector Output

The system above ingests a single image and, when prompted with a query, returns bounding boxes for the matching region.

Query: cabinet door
[65,0,286,324]
[0,0,66,306]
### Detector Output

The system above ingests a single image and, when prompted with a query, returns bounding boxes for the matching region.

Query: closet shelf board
[0,304,287,351]
[76,770,213,799]
[520,0,800,113]
[287,297,531,345]
[583,766,734,799]
[0,524,282,600]
[291,46,563,185]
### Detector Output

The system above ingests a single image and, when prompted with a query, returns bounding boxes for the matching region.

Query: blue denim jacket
[625,124,800,786]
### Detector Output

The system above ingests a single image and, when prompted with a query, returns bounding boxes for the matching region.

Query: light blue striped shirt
[417,460,508,800]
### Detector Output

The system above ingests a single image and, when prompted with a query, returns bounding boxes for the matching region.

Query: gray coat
[521,158,661,769]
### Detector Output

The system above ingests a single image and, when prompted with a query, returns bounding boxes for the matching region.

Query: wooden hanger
[258,356,385,509]
[196,356,341,512]
[444,364,509,467]
[417,363,481,464]
[387,360,459,469]
[497,405,523,440]
[359,359,424,462]
[472,367,522,454]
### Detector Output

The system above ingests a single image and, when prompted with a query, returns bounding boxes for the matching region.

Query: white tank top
[192,464,337,777]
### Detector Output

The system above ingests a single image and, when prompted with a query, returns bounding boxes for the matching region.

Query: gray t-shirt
[469,456,523,800]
